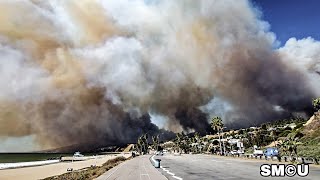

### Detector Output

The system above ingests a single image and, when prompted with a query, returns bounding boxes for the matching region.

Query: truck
[264,147,279,157]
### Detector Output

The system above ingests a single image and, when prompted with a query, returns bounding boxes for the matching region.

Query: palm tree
[279,136,303,159]
[137,134,149,155]
[152,135,159,151]
[211,116,224,155]
[194,132,201,153]
[143,134,149,154]
[174,133,184,153]
[137,136,142,154]
[270,129,277,147]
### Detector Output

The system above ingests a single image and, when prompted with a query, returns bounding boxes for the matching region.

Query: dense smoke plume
[0,0,319,151]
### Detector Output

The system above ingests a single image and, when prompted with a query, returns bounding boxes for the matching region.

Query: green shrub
[279,130,292,137]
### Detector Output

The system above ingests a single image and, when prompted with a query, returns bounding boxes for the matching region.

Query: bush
[279,130,292,137]
[293,123,304,130]
[298,145,320,159]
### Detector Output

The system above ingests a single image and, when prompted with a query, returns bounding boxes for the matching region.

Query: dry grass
[43,156,128,180]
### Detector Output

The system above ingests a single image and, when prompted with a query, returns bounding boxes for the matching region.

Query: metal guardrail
[223,153,319,165]
[149,155,161,168]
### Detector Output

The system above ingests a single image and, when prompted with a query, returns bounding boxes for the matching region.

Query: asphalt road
[156,154,320,180]
[96,155,167,180]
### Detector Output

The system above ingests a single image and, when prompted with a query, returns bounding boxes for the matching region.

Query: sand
[0,153,131,180]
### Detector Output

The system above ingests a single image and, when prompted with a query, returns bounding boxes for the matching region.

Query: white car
[253,150,264,156]
[230,150,238,155]
[73,151,84,157]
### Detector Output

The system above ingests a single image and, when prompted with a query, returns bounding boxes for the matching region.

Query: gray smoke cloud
[0,0,319,151]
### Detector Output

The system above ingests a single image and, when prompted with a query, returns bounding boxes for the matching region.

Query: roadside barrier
[217,153,319,165]
[150,155,161,168]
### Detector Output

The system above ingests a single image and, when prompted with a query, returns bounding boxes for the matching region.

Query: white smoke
[0,43,52,102]
[278,37,320,95]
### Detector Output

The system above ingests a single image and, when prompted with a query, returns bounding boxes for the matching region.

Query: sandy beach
[0,153,131,180]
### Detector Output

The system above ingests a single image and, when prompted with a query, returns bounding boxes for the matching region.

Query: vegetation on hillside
[136,97,320,160]
[313,97,320,111]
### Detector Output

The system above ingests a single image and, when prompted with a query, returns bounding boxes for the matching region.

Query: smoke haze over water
[0,0,319,151]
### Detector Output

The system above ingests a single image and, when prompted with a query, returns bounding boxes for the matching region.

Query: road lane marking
[156,156,183,180]
[167,171,175,176]
[173,175,183,180]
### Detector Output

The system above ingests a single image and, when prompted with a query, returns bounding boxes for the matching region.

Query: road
[96,155,167,180]
[156,154,320,180]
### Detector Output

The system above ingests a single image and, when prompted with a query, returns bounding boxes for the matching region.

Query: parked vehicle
[230,150,238,155]
[264,147,279,157]
[73,151,84,157]
[253,149,264,156]
[230,150,244,155]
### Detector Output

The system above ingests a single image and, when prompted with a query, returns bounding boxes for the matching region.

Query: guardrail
[149,155,161,168]
[222,153,319,165]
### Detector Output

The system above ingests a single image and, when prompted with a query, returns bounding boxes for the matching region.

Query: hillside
[303,111,320,135]
[298,111,320,158]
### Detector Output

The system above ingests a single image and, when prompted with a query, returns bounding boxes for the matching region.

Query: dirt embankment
[304,111,320,136]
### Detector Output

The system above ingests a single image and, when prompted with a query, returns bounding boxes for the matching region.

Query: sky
[252,0,320,45]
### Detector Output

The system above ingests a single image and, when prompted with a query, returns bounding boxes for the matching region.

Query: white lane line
[173,176,183,180]
[158,160,183,180]
[167,171,175,176]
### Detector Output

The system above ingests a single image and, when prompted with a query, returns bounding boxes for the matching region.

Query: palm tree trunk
[272,135,276,148]
[222,129,226,155]
[218,129,222,155]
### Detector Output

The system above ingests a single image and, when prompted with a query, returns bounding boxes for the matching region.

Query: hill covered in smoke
[0,0,319,151]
